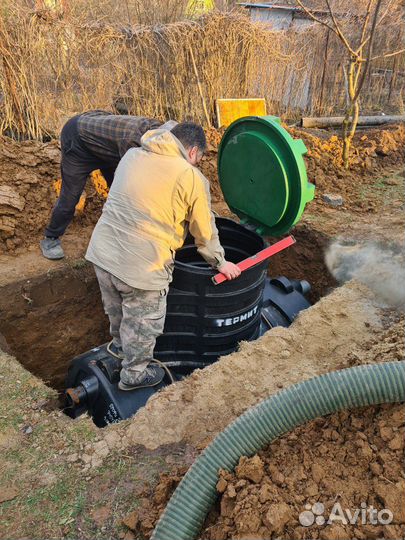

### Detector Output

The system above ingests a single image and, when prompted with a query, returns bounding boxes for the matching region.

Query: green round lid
[217,116,315,236]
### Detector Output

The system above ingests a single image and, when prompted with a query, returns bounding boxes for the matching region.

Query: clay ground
[0,125,404,540]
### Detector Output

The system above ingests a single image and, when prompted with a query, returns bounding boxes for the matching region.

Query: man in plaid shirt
[41,110,175,260]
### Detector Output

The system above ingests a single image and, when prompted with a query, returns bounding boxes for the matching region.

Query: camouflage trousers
[94,265,167,384]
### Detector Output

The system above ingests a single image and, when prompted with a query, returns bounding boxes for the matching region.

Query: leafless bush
[0,1,403,140]
[0,6,296,138]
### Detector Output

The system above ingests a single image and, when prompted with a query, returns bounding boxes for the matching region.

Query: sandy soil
[111,281,382,450]
[121,314,405,540]
[0,124,404,540]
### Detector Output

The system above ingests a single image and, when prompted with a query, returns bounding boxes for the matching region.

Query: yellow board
[216,98,267,128]
[187,0,214,15]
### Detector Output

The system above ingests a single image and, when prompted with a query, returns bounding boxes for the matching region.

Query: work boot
[40,237,64,260]
[107,340,124,361]
[118,365,165,391]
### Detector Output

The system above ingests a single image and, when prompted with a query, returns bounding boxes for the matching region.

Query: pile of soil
[0,136,59,252]
[202,123,405,211]
[123,404,405,540]
[0,136,105,254]
[110,281,381,452]
[0,123,403,254]
[290,124,405,211]
[120,304,404,540]
[201,403,405,540]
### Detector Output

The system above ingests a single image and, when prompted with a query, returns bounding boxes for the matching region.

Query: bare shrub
[0,2,403,140]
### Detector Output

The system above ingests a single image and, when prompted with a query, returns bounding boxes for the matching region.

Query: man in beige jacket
[86,122,240,390]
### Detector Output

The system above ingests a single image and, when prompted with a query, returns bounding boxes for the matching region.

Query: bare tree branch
[324,0,357,56]
[356,0,395,54]
[295,0,358,57]
[358,0,373,52]
[353,0,383,102]
[371,48,405,60]
[294,1,336,35]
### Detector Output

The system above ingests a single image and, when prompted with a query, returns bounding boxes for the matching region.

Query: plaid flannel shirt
[77,110,161,164]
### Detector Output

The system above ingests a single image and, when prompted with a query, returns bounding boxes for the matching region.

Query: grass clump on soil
[0,350,196,539]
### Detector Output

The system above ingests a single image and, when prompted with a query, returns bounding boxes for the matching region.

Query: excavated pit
[0,225,335,392]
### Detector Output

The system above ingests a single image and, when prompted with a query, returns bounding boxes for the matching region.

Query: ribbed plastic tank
[154,218,267,366]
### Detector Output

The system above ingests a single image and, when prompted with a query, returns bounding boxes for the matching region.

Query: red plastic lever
[212,235,296,286]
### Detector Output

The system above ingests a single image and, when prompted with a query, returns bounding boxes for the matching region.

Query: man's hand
[217,261,241,280]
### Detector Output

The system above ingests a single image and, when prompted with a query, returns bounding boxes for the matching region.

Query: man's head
[171,122,207,166]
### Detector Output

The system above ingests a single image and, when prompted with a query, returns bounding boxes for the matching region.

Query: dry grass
[0,1,403,140]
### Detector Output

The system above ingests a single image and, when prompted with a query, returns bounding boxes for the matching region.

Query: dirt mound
[0,124,403,254]
[0,136,105,254]
[200,403,405,540]
[121,307,404,539]
[118,294,404,540]
[123,404,405,540]
[0,127,227,255]
[0,136,59,253]
[202,123,405,212]
[290,124,405,211]
[108,281,381,452]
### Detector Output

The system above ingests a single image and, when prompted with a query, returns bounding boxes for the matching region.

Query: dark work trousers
[45,115,117,238]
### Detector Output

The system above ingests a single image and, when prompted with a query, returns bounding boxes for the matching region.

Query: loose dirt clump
[122,470,185,539]
[201,403,405,540]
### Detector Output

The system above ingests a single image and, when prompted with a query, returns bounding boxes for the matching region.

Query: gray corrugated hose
[151,360,405,540]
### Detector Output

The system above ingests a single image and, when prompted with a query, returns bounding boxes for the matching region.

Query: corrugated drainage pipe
[151,360,405,540]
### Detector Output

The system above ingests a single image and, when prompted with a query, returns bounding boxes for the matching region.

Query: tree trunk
[342,99,359,169]
[342,58,362,169]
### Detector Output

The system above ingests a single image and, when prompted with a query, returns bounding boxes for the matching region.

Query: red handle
[212,235,296,286]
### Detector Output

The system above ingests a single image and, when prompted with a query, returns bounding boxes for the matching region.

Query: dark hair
[171,122,207,153]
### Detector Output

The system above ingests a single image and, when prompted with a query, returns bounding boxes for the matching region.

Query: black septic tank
[65,117,315,427]
[154,218,267,367]
[65,219,311,427]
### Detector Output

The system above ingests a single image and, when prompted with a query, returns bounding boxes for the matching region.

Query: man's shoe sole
[41,250,65,260]
[118,379,163,391]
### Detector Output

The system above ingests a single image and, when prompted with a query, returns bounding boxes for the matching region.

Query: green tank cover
[217,116,315,236]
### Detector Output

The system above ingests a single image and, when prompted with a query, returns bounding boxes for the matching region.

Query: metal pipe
[301,115,405,128]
